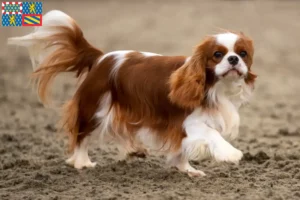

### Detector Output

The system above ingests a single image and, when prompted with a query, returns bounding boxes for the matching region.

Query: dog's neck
[206,78,253,109]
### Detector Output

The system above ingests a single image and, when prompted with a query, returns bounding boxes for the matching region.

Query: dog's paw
[174,159,206,177]
[187,168,206,177]
[74,161,97,169]
[213,142,243,164]
[66,156,97,169]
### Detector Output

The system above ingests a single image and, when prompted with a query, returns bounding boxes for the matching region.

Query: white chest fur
[194,79,252,141]
[189,101,240,144]
[208,98,240,140]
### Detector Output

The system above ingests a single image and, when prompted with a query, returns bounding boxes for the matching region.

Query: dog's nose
[228,56,239,66]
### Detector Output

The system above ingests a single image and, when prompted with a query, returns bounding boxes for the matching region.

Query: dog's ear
[245,70,257,85]
[168,37,213,109]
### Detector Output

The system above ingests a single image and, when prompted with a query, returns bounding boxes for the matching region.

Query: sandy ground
[1,0,300,199]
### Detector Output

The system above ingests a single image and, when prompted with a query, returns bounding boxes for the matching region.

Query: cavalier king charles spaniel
[8,10,257,177]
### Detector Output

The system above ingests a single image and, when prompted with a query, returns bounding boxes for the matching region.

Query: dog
[8,10,257,177]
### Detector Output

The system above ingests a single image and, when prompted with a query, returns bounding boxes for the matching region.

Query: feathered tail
[8,10,103,152]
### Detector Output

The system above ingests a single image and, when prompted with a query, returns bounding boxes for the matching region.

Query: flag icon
[1,1,43,27]
[22,14,42,26]
[22,2,42,14]
[2,2,22,14]
[2,14,22,26]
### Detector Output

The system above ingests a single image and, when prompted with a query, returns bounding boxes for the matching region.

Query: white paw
[175,161,206,177]
[213,143,243,164]
[75,161,97,169]
[187,169,206,177]
[66,155,97,169]
[66,157,76,166]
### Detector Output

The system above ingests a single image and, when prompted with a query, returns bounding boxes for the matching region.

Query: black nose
[228,56,239,65]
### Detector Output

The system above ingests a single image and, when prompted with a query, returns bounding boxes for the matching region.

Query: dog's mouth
[222,68,243,77]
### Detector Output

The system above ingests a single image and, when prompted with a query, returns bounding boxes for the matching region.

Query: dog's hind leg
[66,135,97,169]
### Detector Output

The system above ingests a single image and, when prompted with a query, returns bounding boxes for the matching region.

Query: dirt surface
[1,0,300,199]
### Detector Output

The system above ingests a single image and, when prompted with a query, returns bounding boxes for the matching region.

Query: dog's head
[169,32,257,109]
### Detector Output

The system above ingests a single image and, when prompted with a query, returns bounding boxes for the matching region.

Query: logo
[2,14,21,26]
[2,2,22,14]
[22,2,42,14]
[2,1,42,26]
[23,14,41,26]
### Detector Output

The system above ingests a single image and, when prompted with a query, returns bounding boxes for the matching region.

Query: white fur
[95,92,112,118]
[7,10,74,69]
[98,51,161,86]
[66,136,96,169]
[97,50,134,82]
[94,92,116,143]
[214,33,248,78]
[98,51,160,81]
[141,52,161,57]
[182,118,242,163]
[136,127,172,154]
[103,51,161,80]
[179,78,253,170]
[216,33,238,51]
[136,128,158,150]
[185,56,191,63]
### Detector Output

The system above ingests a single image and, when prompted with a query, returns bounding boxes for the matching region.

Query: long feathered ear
[245,70,257,86]
[168,37,213,109]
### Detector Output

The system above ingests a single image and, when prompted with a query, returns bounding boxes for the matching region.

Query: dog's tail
[8,10,103,104]
[8,10,103,152]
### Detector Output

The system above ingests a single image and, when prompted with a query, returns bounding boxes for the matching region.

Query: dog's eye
[239,51,247,58]
[213,51,223,58]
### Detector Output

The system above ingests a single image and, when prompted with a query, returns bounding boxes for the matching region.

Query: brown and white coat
[8,10,257,177]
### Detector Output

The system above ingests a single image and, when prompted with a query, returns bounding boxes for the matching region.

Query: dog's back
[72,51,190,152]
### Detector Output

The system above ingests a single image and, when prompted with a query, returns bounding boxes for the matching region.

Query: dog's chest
[205,99,240,139]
